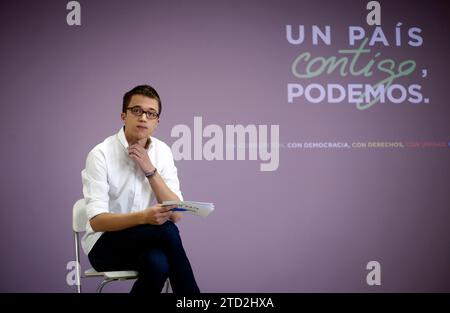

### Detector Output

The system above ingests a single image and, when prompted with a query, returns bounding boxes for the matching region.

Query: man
[81,84,200,293]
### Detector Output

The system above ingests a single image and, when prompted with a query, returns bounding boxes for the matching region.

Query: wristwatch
[145,168,157,178]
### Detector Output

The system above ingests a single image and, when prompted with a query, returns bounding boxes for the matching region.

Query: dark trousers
[88,222,200,294]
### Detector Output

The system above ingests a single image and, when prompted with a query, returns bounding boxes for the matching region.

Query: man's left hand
[128,144,154,174]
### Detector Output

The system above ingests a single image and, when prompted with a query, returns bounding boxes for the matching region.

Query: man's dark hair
[122,84,162,115]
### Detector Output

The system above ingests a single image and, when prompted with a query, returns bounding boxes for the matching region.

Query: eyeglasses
[127,106,160,120]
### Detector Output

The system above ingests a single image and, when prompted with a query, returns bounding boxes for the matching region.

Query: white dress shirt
[81,127,183,255]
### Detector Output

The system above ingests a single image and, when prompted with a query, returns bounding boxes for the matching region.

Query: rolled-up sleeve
[81,149,110,220]
[159,145,184,201]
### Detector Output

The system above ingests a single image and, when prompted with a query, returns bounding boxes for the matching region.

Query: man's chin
[129,134,149,145]
[136,129,151,138]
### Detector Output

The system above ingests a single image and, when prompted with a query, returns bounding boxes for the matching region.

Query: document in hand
[162,201,215,217]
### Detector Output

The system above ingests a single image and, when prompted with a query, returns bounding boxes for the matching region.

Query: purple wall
[0,0,449,292]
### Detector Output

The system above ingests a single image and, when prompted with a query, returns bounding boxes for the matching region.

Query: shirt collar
[117,126,152,151]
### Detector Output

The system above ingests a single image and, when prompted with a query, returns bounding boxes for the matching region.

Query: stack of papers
[162,201,215,217]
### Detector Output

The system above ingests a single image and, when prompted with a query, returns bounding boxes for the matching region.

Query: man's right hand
[141,204,176,225]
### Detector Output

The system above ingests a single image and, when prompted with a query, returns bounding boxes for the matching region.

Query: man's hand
[128,144,154,174]
[141,204,176,225]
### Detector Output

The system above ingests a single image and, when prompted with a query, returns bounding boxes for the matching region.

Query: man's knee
[162,221,179,232]
[161,221,182,243]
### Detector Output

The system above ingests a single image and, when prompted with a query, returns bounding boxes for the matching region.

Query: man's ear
[120,112,126,122]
